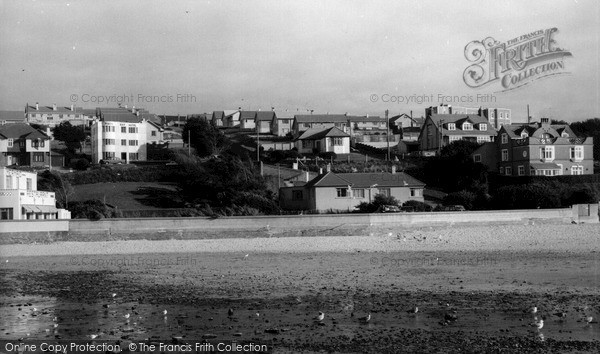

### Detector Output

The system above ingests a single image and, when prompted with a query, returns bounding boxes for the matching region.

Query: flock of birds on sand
[12,291,597,343]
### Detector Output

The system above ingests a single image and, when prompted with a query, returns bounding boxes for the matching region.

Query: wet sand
[1,223,599,353]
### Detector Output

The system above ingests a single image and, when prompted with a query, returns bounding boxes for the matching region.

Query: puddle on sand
[1,295,598,344]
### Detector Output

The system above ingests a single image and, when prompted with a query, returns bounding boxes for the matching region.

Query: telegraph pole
[385,109,390,161]
[256,117,260,162]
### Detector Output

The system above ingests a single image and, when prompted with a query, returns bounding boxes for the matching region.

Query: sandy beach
[1,223,599,353]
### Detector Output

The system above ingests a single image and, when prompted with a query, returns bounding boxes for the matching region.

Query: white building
[91,108,164,164]
[25,102,90,127]
[0,167,71,220]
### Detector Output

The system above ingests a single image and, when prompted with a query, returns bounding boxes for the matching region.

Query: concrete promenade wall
[68,208,579,235]
[0,220,69,233]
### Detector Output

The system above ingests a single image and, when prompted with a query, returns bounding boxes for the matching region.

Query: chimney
[132,106,136,113]
[35,102,39,110]
[391,165,397,174]
[52,103,57,111]
[70,104,74,111]
[319,168,323,174]
[366,114,369,118]
[305,171,310,182]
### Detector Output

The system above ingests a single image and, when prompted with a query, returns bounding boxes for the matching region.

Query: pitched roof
[0,111,25,122]
[0,123,49,140]
[26,104,84,114]
[297,127,350,140]
[240,111,257,120]
[304,171,425,188]
[100,113,142,123]
[212,111,225,119]
[256,111,276,121]
[347,115,383,122]
[294,114,348,123]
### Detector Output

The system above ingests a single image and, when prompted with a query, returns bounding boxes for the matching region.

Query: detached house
[224,110,241,127]
[0,124,51,167]
[419,114,497,153]
[271,114,293,136]
[91,107,164,164]
[279,170,425,212]
[295,127,350,154]
[292,114,349,137]
[484,118,594,176]
[239,111,257,130]
[256,111,276,133]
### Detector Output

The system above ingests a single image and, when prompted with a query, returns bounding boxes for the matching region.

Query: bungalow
[389,113,424,133]
[256,111,277,133]
[279,170,425,212]
[292,114,349,137]
[224,110,241,127]
[239,111,257,130]
[270,114,293,136]
[295,127,350,154]
[0,123,51,167]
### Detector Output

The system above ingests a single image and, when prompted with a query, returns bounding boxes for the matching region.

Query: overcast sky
[1,0,598,122]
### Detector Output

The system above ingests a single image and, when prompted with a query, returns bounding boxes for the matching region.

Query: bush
[443,190,477,210]
[72,158,90,171]
[319,151,337,161]
[402,200,432,212]
[566,187,599,204]
[68,199,122,219]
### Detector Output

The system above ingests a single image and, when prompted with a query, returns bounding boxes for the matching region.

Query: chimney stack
[132,106,136,113]
[52,103,57,111]
[70,104,74,111]
[391,165,397,174]
[35,102,39,110]
[305,171,310,182]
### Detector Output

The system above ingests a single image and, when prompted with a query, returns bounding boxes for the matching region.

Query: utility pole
[256,116,260,162]
[188,130,191,156]
[385,109,390,162]
[438,119,444,155]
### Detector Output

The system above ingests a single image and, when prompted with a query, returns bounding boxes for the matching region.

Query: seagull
[88,334,99,339]
[314,312,325,321]
[585,316,593,324]
[243,254,249,260]
[112,293,117,298]
[162,310,168,315]
[530,306,538,314]
[408,306,419,314]
[53,323,59,328]
[228,308,234,317]
[124,313,130,319]
[359,313,371,323]
[531,318,544,330]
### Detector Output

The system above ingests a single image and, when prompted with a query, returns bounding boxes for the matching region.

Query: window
[462,123,473,130]
[33,153,44,162]
[8,138,13,147]
[26,178,32,190]
[121,127,127,133]
[129,140,138,146]
[336,188,349,198]
[570,146,584,161]
[521,132,528,138]
[5,176,12,189]
[302,140,312,148]
[151,131,156,137]
[477,136,489,143]
[102,152,116,160]
[447,123,456,130]
[377,188,391,197]
[505,166,512,176]
[103,139,115,145]
[571,165,583,175]
[128,127,138,134]
[501,149,508,161]
[128,153,139,161]
[500,113,504,118]
[121,139,127,146]
[499,167,504,174]
[501,133,508,144]
[449,136,461,142]
[410,188,422,197]
[540,146,554,161]
[479,124,487,131]
[332,137,344,146]
[518,165,525,176]
[303,123,311,128]
[102,125,115,133]
[0,208,13,220]
[473,154,481,163]
[40,140,45,147]
[292,190,303,200]
[19,140,25,148]
[353,189,365,198]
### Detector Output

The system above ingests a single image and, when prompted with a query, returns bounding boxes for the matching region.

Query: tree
[53,121,86,154]
[182,118,230,157]
[570,118,600,160]
[38,171,75,209]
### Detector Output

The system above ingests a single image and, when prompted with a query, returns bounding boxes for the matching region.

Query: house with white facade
[91,107,164,163]
[0,124,51,167]
[25,102,89,127]
[0,167,71,220]
[295,127,350,154]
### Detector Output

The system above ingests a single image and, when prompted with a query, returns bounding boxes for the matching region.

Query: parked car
[443,205,466,211]
[380,205,402,213]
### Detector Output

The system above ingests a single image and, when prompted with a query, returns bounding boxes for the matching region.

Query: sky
[1,0,599,122]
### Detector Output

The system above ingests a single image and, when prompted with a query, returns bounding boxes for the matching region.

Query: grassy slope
[71,182,180,210]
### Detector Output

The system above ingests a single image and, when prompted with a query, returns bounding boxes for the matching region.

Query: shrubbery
[69,200,122,219]
[402,200,432,212]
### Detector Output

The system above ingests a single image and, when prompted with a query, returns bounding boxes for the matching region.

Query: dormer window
[521,132,528,138]
[462,123,473,131]
[501,133,508,144]
[447,123,456,130]
[479,123,487,131]
[561,132,569,137]
[7,138,13,147]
